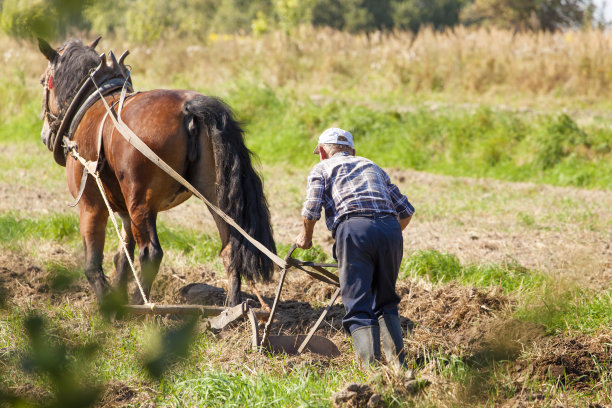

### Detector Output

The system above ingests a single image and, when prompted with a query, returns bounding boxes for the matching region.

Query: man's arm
[399,214,412,231]
[298,167,324,249]
[385,172,414,229]
[296,217,317,249]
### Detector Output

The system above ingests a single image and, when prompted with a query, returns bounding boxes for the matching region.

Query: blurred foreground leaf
[143,316,198,379]
[0,0,91,40]
[0,313,103,408]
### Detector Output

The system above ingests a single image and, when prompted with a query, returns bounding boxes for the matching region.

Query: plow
[124,244,342,358]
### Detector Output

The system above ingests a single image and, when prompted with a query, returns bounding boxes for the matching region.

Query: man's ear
[319,147,328,160]
[351,148,356,156]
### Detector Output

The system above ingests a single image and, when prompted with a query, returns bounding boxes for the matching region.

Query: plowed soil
[2,246,610,408]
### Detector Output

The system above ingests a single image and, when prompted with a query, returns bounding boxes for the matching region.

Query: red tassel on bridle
[47,75,53,90]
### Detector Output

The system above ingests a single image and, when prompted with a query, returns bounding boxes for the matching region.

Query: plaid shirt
[302,152,415,232]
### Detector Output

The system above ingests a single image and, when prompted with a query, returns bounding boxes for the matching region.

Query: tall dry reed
[3,26,612,109]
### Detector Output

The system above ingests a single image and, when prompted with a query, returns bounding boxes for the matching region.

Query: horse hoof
[227,295,242,308]
[129,289,147,305]
[85,270,111,301]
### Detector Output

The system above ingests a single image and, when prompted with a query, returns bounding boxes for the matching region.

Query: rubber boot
[351,325,381,368]
[379,314,408,370]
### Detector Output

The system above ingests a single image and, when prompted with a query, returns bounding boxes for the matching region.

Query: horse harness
[41,50,136,207]
[67,87,140,208]
[42,50,133,167]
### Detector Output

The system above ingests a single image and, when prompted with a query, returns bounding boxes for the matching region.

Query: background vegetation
[0,0,601,42]
[0,0,611,406]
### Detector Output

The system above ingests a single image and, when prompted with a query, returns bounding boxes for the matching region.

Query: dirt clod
[331,383,379,408]
[528,333,612,388]
[179,282,226,305]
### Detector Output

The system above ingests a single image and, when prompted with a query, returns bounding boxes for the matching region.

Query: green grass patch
[401,249,547,293]
[43,262,82,292]
[156,224,221,265]
[0,212,223,266]
[3,82,611,190]
[226,84,612,190]
[163,366,347,407]
[0,99,41,144]
[0,212,80,244]
[515,287,612,334]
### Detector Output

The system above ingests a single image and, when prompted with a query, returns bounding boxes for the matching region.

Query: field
[1,27,611,407]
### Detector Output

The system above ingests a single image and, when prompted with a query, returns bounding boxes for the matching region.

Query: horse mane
[54,40,100,109]
[184,96,277,282]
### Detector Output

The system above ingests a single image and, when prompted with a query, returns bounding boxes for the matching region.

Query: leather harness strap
[68,90,139,208]
[88,74,289,270]
[46,52,133,167]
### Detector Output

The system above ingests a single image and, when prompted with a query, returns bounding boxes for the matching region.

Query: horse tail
[183,95,276,282]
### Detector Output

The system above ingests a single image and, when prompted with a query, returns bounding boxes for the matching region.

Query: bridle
[40,60,62,150]
[39,41,135,167]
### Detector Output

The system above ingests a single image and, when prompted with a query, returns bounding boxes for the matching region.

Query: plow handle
[259,244,297,349]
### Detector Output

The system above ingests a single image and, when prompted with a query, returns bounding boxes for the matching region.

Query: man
[296,127,414,369]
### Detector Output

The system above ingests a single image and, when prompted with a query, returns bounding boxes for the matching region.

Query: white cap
[313,128,354,154]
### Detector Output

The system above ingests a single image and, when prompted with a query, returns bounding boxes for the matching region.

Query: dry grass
[4,26,612,114]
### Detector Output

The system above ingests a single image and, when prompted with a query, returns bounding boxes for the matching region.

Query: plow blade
[263,335,340,357]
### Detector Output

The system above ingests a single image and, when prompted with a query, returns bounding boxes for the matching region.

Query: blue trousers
[334,214,403,334]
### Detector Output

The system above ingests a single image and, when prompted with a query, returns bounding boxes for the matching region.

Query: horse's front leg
[79,205,111,301]
[113,212,135,304]
[129,208,163,305]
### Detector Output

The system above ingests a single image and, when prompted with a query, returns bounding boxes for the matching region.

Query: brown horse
[37,38,276,306]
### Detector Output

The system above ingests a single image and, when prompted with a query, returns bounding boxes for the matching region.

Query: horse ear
[38,37,58,61]
[89,35,102,49]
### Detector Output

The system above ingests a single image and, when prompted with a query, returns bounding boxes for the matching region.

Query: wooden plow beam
[125,301,269,330]
[123,246,342,357]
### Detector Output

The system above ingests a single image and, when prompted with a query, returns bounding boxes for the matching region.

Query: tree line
[0,0,599,42]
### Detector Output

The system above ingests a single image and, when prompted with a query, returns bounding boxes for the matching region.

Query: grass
[229,86,612,189]
[401,249,546,293]
[401,249,612,335]
[1,223,610,406]
[0,212,223,265]
[0,212,80,244]
[516,287,612,334]
[0,307,371,408]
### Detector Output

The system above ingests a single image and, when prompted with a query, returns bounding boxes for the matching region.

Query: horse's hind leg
[128,209,163,305]
[79,205,111,300]
[220,242,241,306]
[211,213,243,307]
[113,212,135,303]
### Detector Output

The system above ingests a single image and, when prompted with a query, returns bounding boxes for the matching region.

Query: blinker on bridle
[41,62,58,124]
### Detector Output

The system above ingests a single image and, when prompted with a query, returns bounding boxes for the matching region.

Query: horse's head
[37,36,101,148]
